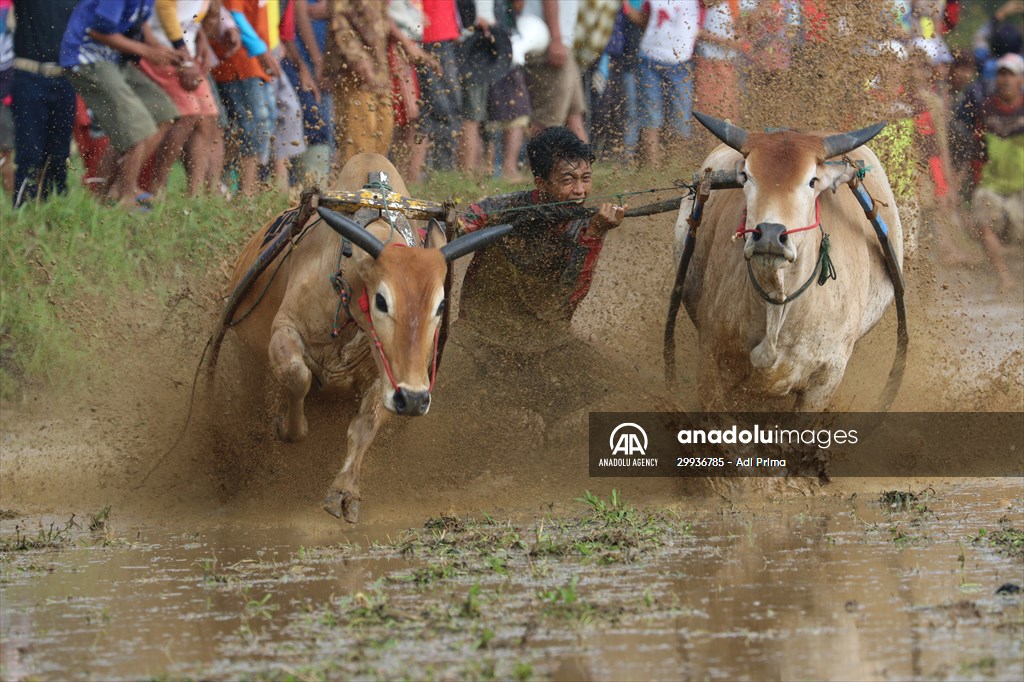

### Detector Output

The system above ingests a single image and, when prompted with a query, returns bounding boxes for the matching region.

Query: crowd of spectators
[1,0,1021,288]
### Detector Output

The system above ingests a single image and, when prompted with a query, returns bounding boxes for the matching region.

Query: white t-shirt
[522,0,578,49]
[696,2,737,61]
[149,0,211,55]
[639,0,701,64]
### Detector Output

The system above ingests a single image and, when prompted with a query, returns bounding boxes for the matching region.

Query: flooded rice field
[2,481,1022,681]
[2,120,1023,679]
[2,232,1021,680]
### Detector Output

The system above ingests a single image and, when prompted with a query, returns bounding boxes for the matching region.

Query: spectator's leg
[622,67,639,161]
[95,144,120,199]
[980,223,1013,292]
[460,120,483,175]
[637,59,664,169]
[178,76,223,196]
[486,69,531,182]
[458,79,487,175]
[150,116,201,194]
[202,77,229,194]
[230,77,272,197]
[571,57,590,143]
[417,40,462,173]
[501,123,526,182]
[118,121,174,205]
[43,77,77,199]
[287,57,331,186]
[120,63,179,199]
[271,70,307,190]
[12,71,51,205]
[183,115,218,196]
[529,52,586,141]
[0,103,13,197]
[407,127,428,184]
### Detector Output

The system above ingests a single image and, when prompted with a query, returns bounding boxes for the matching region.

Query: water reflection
[1,481,1021,681]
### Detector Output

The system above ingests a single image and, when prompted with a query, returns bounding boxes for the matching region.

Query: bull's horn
[317,207,385,259]
[439,223,513,262]
[693,111,748,152]
[821,122,887,159]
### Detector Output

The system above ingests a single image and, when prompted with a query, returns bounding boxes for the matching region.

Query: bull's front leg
[323,381,390,523]
[268,325,312,442]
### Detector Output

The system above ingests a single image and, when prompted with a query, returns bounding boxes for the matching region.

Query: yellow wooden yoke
[318,188,449,222]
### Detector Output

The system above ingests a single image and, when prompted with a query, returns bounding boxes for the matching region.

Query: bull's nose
[750,222,793,259]
[393,388,431,416]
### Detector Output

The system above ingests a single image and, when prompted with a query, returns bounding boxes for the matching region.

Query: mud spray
[2,6,1023,523]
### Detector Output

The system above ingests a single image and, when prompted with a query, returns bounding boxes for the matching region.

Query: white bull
[676,113,903,411]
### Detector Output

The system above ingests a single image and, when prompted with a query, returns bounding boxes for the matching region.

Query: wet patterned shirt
[456,189,606,341]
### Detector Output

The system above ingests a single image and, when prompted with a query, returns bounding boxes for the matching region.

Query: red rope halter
[735,200,822,240]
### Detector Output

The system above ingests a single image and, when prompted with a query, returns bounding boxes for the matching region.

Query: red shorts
[138,59,219,118]
[389,44,420,128]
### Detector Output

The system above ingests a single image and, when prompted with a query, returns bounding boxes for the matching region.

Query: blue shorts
[218,77,273,163]
[637,58,694,136]
[281,57,333,147]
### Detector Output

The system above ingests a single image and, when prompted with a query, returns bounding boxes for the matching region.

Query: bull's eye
[375,293,388,314]
[809,177,819,189]
[435,300,446,317]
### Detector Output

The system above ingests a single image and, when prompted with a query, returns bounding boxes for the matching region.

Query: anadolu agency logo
[609,422,648,456]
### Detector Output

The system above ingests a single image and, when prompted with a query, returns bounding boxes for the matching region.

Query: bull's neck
[746,238,821,369]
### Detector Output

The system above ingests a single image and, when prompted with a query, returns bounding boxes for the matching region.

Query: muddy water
[2,480,1021,681]
[3,17,1024,677]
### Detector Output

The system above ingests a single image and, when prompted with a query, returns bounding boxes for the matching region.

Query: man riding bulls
[432,126,662,432]
[450,126,627,349]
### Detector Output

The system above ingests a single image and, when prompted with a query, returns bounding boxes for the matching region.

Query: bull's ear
[821,161,858,192]
[318,207,385,259]
[425,218,448,249]
[734,158,747,185]
[439,223,513,262]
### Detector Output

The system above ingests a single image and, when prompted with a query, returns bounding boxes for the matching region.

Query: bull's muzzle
[746,222,797,262]
[393,387,431,416]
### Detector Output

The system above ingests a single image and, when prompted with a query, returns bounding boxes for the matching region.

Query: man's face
[996,68,1023,102]
[536,158,592,205]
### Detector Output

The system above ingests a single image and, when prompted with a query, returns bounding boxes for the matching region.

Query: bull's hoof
[322,490,360,523]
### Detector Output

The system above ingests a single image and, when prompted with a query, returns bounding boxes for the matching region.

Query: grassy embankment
[0,170,280,401]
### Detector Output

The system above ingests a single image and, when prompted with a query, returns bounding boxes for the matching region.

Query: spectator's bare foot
[501,171,525,184]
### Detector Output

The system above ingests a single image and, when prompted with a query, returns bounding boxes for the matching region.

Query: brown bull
[676,113,903,411]
[225,153,510,522]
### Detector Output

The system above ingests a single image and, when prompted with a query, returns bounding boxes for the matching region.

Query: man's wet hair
[527,127,595,180]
